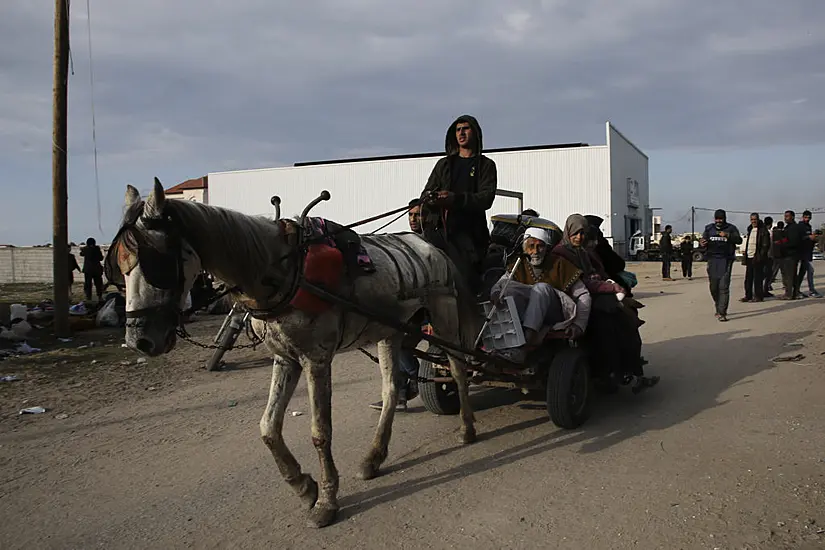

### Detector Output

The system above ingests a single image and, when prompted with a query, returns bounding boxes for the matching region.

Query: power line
[693,206,825,216]
[86,0,103,236]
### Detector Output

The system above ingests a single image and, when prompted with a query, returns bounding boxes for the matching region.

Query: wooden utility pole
[52,0,70,337]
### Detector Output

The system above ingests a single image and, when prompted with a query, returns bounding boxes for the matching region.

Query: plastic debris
[10,304,27,322]
[19,406,47,415]
[55,413,69,420]
[1,375,20,382]
[136,357,148,364]
[291,411,303,417]
[771,353,805,363]
[228,400,238,407]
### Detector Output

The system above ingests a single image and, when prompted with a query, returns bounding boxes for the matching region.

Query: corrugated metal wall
[209,146,612,236]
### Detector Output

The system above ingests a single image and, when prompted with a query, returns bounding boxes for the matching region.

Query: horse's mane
[122,198,286,295]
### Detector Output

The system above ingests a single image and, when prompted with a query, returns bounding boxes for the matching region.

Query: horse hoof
[299,478,319,510]
[461,427,477,445]
[357,461,380,481]
[306,504,338,528]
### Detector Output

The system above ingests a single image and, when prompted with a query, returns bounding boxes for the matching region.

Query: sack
[96,298,120,327]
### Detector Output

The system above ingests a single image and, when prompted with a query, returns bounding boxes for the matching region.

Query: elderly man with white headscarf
[489,226,592,362]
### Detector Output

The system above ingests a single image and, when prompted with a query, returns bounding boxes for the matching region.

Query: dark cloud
[1,0,824,243]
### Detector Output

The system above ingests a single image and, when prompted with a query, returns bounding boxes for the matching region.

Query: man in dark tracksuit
[701,209,742,322]
[740,213,771,302]
[679,235,694,279]
[80,237,105,301]
[780,210,804,300]
[762,216,775,296]
[420,115,497,295]
[660,225,673,280]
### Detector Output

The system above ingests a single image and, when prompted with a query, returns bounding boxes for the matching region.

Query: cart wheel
[546,347,591,429]
[636,251,648,262]
[205,323,240,371]
[419,358,461,416]
[692,251,704,263]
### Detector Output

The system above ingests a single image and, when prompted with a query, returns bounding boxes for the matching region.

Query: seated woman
[489,227,592,363]
[552,215,658,392]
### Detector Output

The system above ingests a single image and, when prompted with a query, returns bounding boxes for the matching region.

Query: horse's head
[107,178,203,356]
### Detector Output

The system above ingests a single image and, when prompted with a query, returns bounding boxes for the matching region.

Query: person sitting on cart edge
[489,227,591,364]
[420,114,497,295]
[368,198,427,412]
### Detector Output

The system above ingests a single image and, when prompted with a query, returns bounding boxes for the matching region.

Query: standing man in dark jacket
[741,213,771,302]
[700,209,742,322]
[679,235,694,279]
[795,210,822,298]
[780,210,804,300]
[80,237,104,302]
[420,115,497,295]
[660,225,673,280]
[762,216,775,297]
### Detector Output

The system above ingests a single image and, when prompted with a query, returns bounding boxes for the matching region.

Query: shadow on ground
[337,327,813,520]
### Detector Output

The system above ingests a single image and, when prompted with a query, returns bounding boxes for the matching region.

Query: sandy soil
[2,262,825,549]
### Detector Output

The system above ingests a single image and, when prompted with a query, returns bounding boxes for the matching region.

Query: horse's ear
[125,185,141,208]
[144,177,167,218]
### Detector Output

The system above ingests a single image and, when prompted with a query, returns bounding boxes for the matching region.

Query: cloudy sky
[1,0,823,244]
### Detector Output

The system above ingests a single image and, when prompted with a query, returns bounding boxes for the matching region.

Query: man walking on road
[796,210,822,298]
[701,209,742,322]
[660,225,673,280]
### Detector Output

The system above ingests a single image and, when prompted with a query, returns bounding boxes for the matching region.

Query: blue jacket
[702,222,742,260]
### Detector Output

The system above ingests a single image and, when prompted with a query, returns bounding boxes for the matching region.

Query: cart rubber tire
[205,324,240,371]
[546,347,592,429]
[419,359,461,416]
[692,251,704,263]
[637,251,648,262]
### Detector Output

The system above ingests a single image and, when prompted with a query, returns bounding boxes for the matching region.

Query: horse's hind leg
[431,299,477,444]
[303,359,340,528]
[260,355,318,510]
[359,334,402,481]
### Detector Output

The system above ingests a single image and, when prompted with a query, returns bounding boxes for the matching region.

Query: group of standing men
[659,209,821,323]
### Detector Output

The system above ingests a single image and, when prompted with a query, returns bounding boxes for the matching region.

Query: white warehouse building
[207,122,651,257]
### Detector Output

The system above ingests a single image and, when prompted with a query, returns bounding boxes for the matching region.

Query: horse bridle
[106,214,188,325]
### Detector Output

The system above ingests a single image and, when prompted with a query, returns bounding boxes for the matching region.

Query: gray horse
[111,179,480,528]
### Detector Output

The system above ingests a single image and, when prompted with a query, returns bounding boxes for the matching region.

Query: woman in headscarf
[552,215,658,393]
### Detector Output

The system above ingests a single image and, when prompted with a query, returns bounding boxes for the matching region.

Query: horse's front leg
[303,358,340,528]
[359,334,403,480]
[260,355,319,509]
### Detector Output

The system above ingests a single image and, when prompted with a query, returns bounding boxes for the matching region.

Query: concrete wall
[0,246,109,284]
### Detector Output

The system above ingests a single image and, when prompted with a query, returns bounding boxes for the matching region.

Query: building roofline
[293,142,589,167]
[606,122,648,160]
[165,176,209,194]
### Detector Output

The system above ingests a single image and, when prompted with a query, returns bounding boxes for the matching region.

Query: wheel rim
[569,359,589,415]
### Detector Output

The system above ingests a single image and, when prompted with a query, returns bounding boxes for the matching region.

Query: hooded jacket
[420,115,497,254]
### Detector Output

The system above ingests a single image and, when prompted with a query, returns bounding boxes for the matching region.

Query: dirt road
[2,263,825,549]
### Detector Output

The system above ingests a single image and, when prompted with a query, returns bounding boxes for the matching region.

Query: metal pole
[691,206,695,238]
[52,0,70,337]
